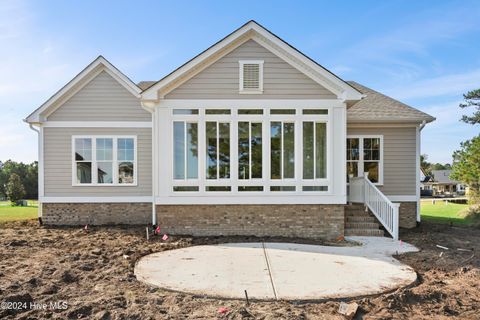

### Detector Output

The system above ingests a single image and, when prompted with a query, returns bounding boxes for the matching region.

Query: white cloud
[383,69,480,100]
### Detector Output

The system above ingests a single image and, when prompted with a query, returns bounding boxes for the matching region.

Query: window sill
[239,90,263,94]
[72,183,138,187]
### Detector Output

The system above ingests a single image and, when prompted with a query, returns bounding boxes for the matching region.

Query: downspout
[27,122,42,219]
[140,102,157,226]
[416,120,427,223]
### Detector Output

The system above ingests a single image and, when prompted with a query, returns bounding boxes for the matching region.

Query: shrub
[6,173,26,205]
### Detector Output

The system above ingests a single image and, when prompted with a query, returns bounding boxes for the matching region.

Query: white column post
[392,203,400,240]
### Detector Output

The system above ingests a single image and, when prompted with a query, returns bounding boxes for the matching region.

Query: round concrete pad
[135,238,418,300]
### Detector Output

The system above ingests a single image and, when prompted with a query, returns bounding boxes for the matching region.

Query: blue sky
[1,0,479,164]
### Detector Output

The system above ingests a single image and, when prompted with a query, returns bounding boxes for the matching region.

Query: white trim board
[40,196,152,203]
[42,121,152,128]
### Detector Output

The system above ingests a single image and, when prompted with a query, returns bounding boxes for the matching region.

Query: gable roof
[347,81,435,123]
[141,20,363,102]
[25,56,142,123]
[431,170,458,184]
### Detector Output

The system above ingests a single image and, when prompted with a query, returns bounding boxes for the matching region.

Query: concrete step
[344,229,385,237]
[345,222,380,229]
[346,216,377,223]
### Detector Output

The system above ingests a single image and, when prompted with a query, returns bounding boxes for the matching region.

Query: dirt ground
[0,220,479,320]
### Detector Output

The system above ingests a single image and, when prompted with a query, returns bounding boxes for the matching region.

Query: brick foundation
[156,204,345,239]
[399,202,417,229]
[41,203,152,225]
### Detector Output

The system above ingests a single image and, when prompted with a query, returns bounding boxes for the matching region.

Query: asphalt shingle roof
[431,170,458,184]
[346,81,435,123]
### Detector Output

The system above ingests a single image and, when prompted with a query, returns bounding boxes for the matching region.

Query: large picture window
[303,122,327,179]
[270,121,295,179]
[206,121,230,179]
[346,136,382,184]
[238,122,262,179]
[173,122,198,179]
[169,107,332,194]
[73,136,136,186]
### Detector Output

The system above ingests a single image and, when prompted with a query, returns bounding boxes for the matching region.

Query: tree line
[0,160,38,203]
[448,89,479,204]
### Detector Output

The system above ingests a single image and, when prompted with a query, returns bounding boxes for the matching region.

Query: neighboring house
[25,21,435,239]
[420,168,433,196]
[427,170,466,196]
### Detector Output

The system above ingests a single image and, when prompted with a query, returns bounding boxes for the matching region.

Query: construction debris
[338,302,358,319]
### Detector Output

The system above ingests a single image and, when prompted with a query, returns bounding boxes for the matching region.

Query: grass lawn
[421,200,473,225]
[0,200,38,222]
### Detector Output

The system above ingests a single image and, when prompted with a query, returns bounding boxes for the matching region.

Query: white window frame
[239,60,264,94]
[238,120,263,180]
[302,121,328,180]
[167,105,333,196]
[205,120,232,181]
[72,135,137,187]
[346,135,383,185]
[270,120,296,180]
[173,121,199,181]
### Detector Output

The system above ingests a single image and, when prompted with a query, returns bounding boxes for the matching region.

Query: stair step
[344,229,385,237]
[346,216,376,222]
[345,222,380,229]
[345,212,374,217]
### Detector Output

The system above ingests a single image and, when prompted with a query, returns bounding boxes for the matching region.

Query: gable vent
[239,60,264,93]
[243,64,260,89]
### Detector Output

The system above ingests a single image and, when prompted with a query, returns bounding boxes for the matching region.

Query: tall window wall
[171,107,330,194]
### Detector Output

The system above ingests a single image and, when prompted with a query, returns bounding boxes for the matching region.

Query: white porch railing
[349,173,400,240]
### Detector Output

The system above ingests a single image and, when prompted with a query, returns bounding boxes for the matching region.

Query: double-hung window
[346,136,382,184]
[73,136,136,185]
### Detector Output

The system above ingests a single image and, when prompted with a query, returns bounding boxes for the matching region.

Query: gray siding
[165,39,336,99]
[43,127,152,197]
[48,71,150,121]
[347,126,417,196]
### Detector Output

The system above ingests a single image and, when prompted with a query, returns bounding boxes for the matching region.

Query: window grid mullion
[248,122,252,180]
[93,138,97,185]
[281,121,284,180]
[184,123,188,180]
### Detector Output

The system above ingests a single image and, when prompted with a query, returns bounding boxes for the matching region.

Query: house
[427,170,466,196]
[25,21,435,239]
[420,168,434,196]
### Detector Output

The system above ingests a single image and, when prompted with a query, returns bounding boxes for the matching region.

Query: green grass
[0,200,38,222]
[421,201,473,225]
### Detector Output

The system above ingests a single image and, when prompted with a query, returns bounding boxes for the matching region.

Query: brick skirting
[399,202,417,229]
[156,204,345,239]
[41,203,152,225]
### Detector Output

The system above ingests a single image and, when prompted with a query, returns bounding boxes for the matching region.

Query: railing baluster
[351,173,399,240]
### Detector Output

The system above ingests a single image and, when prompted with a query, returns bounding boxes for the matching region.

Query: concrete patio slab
[135,238,418,301]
